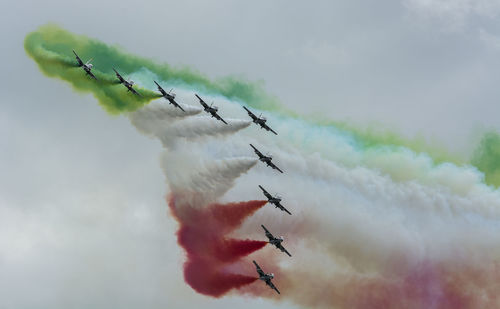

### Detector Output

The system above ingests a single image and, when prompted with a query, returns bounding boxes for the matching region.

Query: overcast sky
[2,1,500,308]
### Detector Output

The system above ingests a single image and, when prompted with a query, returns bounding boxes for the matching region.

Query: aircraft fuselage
[270,238,283,246]
[260,156,272,164]
[206,107,217,114]
[255,118,266,125]
[269,197,281,204]
[260,274,274,282]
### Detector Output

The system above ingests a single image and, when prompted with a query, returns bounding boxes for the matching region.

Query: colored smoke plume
[25,24,477,175]
[25,24,500,308]
[168,194,267,297]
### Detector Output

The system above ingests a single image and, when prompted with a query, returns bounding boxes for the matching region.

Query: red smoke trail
[274,259,500,309]
[168,194,268,297]
[344,261,499,309]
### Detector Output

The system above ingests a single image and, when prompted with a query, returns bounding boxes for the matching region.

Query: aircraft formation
[72,50,290,295]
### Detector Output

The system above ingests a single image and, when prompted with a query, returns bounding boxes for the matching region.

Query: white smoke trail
[130,100,251,149]
[160,150,257,206]
[129,88,500,308]
[129,99,201,136]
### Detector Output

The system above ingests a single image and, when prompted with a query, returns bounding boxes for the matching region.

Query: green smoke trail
[24,24,162,114]
[24,24,282,115]
[471,132,500,186]
[26,24,498,185]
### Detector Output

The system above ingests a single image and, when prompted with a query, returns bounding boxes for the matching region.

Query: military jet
[243,106,277,135]
[113,68,140,96]
[261,225,291,257]
[72,50,97,80]
[259,185,291,215]
[154,81,185,111]
[250,144,283,173]
[195,94,227,124]
[253,260,280,294]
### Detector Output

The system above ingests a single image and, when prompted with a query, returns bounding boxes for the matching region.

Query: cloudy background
[2,0,500,308]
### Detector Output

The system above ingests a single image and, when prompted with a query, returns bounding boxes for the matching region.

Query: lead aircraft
[73,50,97,80]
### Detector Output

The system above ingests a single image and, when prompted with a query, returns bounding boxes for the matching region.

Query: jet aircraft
[250,144,283,173]
[253,260,280,294]
[195,94,227,124]
[243,106,277,135]
[154,81,185,111]
[261,225,291,256]
[258,185,291,215]
[113,68,140,96]
[73,50,97,80]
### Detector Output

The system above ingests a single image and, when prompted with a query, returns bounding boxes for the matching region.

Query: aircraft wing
[213,112,228,124]
[128,86,141,96]
[261,225,274,240]
[253,260,265,277]
[154,80,165,93]
[258,185,272,199]
[278,244,292,257]
[269,162,284,174]
[243,106,258,121]
[113,68,125,83]
[277,202,292,215]
[86,70,97,80]
[195,94,209,108]
[250,144,263,157]
[169,98,185,112]
[73,50,84,66]
[266,280,280,294]
[261,123,278,135]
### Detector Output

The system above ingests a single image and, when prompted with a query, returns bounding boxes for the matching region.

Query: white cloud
[479,28,500,50]
[404,0,500,30]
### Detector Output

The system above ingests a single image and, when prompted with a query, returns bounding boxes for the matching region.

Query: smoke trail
[129,100,250,148]
[129,100,201,136]
[471,131,500,186]
[24,25,160,114]
[155,118,251,148]
[25,24,478,173]
[161,155,257,205]
[169,194,267,297]
[26,24,500,308]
